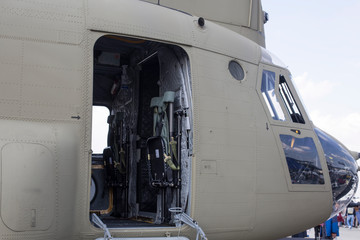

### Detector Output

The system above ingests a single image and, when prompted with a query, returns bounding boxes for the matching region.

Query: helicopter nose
[314,128,359,217]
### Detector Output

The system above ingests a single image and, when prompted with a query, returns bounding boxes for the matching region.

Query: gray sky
[262,0,360,198]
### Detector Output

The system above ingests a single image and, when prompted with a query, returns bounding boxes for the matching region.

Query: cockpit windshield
[261,70,286,121]
[260,69,306,124]
[279,75,305,124]
[315,128,358,216]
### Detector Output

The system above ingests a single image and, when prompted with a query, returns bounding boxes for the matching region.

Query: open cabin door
[88,32,193,228]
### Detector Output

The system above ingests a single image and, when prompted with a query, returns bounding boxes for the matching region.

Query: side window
[261,70,285,121]
[279,75,305,124]
[280,134,324,185]
[91,106,110,154]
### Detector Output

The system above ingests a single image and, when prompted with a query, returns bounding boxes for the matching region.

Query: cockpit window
[314,128,358,194]
[279,75,305,124]
[261,70,285,121]
[280,134,324,185]
[314,127,358,214]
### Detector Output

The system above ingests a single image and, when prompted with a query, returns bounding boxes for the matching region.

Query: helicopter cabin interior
[90,35,193,227]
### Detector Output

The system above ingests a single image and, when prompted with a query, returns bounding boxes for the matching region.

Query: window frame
[261,70,286,121]
[257,64,330,192]
[279,134,324,185]
[257,64,310,128]
[257,65,289,125]
[274,127,330,192]
[279,75,305,124]
[278,69,309,127]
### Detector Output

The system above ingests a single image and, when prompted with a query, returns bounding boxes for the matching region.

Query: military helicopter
[0,0,358,239]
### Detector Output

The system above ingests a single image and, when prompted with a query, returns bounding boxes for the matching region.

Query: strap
[163,153,180,171]
[170,137,178,162]
[114,147,126,174]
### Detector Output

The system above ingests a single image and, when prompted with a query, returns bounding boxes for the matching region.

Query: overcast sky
[262,0,360,197]
[262,0,360,151]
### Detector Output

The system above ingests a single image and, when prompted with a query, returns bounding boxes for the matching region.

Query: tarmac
[278,225,360,240]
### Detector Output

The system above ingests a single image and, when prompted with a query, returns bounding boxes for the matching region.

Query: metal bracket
[169,208,207,240]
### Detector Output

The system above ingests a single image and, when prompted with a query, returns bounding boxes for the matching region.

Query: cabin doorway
[90,35,193,227]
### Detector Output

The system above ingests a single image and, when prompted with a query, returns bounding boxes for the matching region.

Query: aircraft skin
[0,0,358,240]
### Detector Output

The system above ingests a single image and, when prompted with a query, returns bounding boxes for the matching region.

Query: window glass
[279,75,305,124]
[280,134,324,184]
[261,70,285,121]
[92,106,110,153]
[228,60,245,81]
[315,128,358,200]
